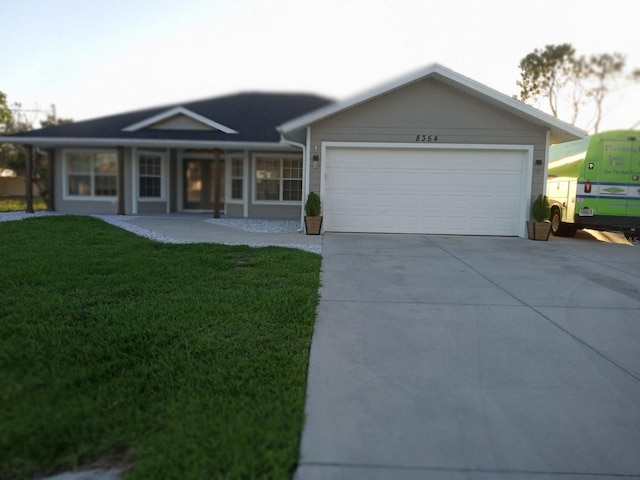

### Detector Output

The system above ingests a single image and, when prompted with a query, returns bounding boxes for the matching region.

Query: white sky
[2,0,639,133]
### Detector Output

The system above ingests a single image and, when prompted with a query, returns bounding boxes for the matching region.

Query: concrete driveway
[295,234,640,479]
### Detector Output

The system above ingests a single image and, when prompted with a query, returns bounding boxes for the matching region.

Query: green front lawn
[0,216,321,479]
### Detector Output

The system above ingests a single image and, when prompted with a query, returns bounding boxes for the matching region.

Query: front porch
[24,145,307,221]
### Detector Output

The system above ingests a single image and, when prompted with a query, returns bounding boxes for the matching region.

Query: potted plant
[527,194,551,241]
[304,192,323,235]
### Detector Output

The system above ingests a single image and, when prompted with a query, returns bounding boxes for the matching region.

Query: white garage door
[323,144,531,236]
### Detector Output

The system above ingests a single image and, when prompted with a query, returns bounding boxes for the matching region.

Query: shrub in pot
[527,194,551,240]
[304,192,322,235]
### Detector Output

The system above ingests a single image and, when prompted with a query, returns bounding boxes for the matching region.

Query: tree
[0,100,33,174]
[1,98,73,209]
[517,44,639,133]
[517,44,577,118]
[0,91,13,132]
[40,107,73,129]
[584,53,625,133]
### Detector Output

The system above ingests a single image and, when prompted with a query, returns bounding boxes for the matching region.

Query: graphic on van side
[547,130,640,240]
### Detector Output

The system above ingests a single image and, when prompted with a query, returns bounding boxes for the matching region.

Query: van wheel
[550,209,577,237]
[550,209,561,235]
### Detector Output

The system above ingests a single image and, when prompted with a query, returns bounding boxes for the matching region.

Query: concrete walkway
[295,233,640,479]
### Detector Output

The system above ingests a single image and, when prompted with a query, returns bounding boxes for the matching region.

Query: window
[282,158,302,201]
[255,156,302,202]
[66,151,117,198]
[231,158,243,200]
[139,153,163,198]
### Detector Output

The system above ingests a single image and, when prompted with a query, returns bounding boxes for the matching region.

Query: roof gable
[278,63,587,143]
[122,107,238,133]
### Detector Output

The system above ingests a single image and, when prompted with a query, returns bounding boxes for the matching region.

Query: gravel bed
[0,211,64,222]
[94,215,187,244]
[0,212,321,253]
[203,217,301,233]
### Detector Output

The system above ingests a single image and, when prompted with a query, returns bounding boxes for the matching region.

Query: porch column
[117,146,125,215]
[213,148,223,218]
[47,148,55,211]
[24,144,34,214]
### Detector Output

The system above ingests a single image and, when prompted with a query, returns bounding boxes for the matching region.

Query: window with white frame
[255,155,302,202]
[282,157,302,201]
[65,150,117,198]
[138,152,164,199]
[231,158,243,200]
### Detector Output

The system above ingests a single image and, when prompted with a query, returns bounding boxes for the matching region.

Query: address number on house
[415,134,439,142]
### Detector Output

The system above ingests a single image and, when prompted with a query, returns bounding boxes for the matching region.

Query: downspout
[279,131,308,233]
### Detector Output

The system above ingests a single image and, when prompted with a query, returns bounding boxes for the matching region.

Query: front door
[183,158,225,211]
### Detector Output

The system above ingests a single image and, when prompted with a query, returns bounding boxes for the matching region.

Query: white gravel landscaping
[203,217,300,233]
[0,211,64,222]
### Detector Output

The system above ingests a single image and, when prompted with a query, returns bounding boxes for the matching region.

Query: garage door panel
[324,146,528,236]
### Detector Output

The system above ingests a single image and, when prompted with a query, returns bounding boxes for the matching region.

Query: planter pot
[527,221,551,241]
[304,216,323,235]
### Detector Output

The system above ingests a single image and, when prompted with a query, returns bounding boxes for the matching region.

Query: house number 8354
[416,134,438,142]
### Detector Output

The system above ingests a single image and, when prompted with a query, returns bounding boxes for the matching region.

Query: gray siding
[225,203,244,217]
[137,202,167,214]
[309,78,548,205]
[248,203,300,219]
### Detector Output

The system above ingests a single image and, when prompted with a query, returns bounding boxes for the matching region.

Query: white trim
[122,107,238,133]
[2,137,293,150]
[320,142,534,238]
[278,63,586,142]
[543,131,551,197]
[165,149,171,214]
[225,155,245,205]
[243,151,249,218]
[136,150,168,202]
[321,141,536,152]
[62,148,119,201]
[304,127,312,228]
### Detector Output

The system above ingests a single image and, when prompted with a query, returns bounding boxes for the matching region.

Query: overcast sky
[3,0,639,133]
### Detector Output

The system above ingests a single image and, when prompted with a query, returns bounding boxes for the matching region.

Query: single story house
[2,64,586,237]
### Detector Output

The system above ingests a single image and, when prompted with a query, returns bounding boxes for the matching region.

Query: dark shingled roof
[4,92,333,144]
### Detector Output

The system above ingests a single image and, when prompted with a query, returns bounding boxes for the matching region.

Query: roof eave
[0,137,296,151]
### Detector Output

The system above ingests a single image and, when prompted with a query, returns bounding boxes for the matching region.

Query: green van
[547,130,640,241]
